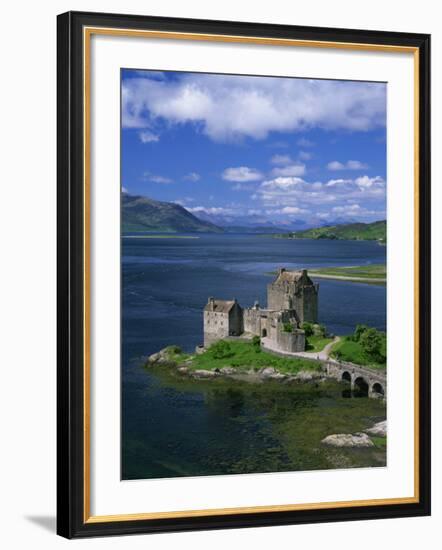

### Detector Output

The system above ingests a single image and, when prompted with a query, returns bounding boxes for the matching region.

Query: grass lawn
[305,335,333,352]
[163,341,321,375]
[330,337,386,371]
[309,264,386,281]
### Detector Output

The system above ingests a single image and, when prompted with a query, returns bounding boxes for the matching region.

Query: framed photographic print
[57,11,431,538]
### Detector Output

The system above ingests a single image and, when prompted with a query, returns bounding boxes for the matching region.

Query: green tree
[211,340,234,359]
[359,328,386,363]
[301,322,313,337]
[353,324,369,342]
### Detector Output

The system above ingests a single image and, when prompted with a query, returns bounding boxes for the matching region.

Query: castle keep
[203,268,319,354]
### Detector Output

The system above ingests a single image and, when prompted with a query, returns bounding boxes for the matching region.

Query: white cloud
[256,173,386,212]
[183,172,201,182]
[222,166,263,182]
[325,178,353,187]
[297,138,315,147]
[331,203,385,219]
[139,130,159,143]
[298,151,312,161]
[324,175,385,197]
[174,197,195,205]
[122,74,386,141]
[271,163,306,177]
[332,204,361,213]
[149,176,172,184]
[279,206,308,215]
[261,176,306,191]
[270,154,293,165]
[355,175,385,189]
[327,161,345,171]
[186,206,235,216]
[122,186,128,193]
[232,183,254,191]
[143,171,173,184]
[327,160,369,171]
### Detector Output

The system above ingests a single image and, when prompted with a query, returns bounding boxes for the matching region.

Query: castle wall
[298,285,318,323]
[275,329,305,353]
[267,283,291,311]
[243,309,262,336]
[203,311,230,347]
[267,280,319,324]
[203,303,243,347]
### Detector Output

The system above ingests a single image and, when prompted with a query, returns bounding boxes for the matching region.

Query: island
[147,268,386,399]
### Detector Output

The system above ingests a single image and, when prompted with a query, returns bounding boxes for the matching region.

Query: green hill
[122,194,223,233]
[275,220,386,242]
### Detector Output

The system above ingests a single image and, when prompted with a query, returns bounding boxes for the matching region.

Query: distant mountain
[275,220,386,242]
[223,226,296,234]
[122,194,223,233]
[191,209,311,232]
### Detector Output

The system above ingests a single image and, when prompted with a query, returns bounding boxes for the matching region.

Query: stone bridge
[324,359,386,399]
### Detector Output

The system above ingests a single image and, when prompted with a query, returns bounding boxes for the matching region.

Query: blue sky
[121,69,386,228]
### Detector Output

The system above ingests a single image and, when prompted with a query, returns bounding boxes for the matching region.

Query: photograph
[121,69,388,480]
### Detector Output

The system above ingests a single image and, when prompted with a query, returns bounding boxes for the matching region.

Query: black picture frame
[57,10,431,539]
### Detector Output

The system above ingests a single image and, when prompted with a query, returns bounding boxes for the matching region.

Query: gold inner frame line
[82,26,420,524]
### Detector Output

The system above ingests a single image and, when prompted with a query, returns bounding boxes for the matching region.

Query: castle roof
[204,298,238,313]
[273,268,312,284]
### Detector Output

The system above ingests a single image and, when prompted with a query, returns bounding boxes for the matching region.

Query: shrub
[353,324,369,342]
[314,324,327,337]
[359,328,386,363]
[301,322,313,337]
[282,322,293,333]
[210,340,234,359]
[252,335,261,347]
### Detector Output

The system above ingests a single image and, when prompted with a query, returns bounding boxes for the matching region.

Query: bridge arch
[354,376,369,397]
[371,382,385,397]
[341,371,351,384]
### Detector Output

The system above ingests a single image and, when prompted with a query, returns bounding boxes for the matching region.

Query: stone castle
[203,268,319,354]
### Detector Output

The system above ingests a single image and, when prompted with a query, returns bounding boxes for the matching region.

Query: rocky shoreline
[147,347,326,384]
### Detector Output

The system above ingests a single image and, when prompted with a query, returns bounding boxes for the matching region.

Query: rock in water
[192,369,219,379]
[295,370,322,381]
[321,432,374,448]
[365,420,387,437]
[219,367,236,375]
[259,367,277,378]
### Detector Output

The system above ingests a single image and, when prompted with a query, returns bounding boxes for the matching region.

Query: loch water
[122,234,387,480]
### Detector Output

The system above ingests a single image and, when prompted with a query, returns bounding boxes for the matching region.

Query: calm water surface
[122,235,386,479]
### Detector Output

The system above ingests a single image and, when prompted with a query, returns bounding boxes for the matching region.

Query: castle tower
[267,268,319,324]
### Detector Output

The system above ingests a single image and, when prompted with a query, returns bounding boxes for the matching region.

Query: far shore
[122,234,200,239]
[310,273,386,284]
